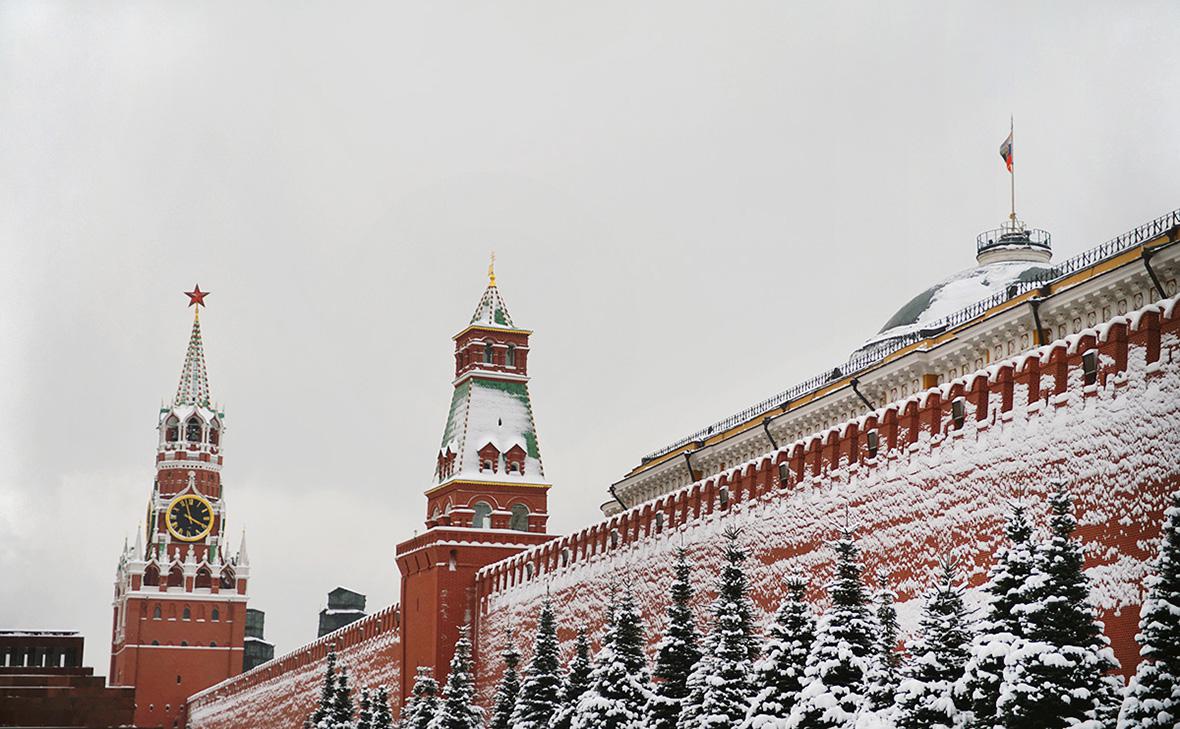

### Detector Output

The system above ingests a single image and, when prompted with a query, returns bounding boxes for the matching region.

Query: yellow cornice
[453,324,533,341]
[425,478,551,498]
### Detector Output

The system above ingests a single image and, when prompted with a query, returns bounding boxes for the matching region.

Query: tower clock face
[166,494,214,542]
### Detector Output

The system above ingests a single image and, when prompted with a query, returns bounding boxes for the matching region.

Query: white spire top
[133,527,143,561]
[237,529,249,566]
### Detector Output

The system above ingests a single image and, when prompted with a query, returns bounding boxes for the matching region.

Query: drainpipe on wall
[682,450,695,483]
[849,378,875,411]
[608,484,627,512]
[1029,292,1049,346]
[761,416,779,451]
[1142,246,1169,299]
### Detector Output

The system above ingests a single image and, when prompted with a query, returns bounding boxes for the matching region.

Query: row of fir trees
[308,483,1180,729]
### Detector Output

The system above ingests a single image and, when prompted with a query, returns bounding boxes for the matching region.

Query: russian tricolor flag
[999,131,1014,172]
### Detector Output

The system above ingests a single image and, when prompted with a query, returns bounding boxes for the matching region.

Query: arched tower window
[506,345,516,367]
[471,501,493,529]
[185,418,202,442]
[484,342,494,364]
[209,422,220,446]
[211,608,220,621]
[165,417,180,443]
[182,607,191,620]
[144,563,160,587]
[152,606,162,620]
[219,568,235,590]
[509,504,530,532]
[194,567,211,590]
[167,565,183,588]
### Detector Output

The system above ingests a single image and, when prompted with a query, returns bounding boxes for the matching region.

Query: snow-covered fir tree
[894,560,973,729]
[744,576,816,728]
[357,687,373,729]
[864,573,903,714]
[552,628,593,729]
[309,652,340,728]
[571,583,651,729]
[1117,492,1180,729]
[327,667,356,729]
[369,686,393,729]
[645,547,702,729]
[399,667,439,729]
[997,483,1121,729]
[511,596,564,729]
[429,626,483,729]
[488,641,521,729]
[680,527,759,729]
[786,526,876,729]
[956,501,1036,729]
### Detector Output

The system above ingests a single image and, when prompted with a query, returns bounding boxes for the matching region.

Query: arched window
[509,504,529,532]
[165,417,180,443]
[153,606,162,620]
[151,640,159,646]
[471,502,493,529]
[219,569,235,590]
[182,607,191,620]
[506,345,516,367]
[211,608,219,622]
[209,423,220,446]
[180,641,188,647]
[209,642,216,647]
[195,567,211,590]
[167,566,183,588]
[185,418,202,442]
[144,564,160,587]
[484,342,494,364]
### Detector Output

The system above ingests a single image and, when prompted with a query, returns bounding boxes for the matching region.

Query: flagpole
[1009,115,1016,222]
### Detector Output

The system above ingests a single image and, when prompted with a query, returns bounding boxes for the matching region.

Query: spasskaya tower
[110,286,250,729]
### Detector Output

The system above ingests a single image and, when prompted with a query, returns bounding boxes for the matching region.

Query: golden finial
[488,251,496,286]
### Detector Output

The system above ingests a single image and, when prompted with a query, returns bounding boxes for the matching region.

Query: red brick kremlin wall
[473,297,1180,704]
[186,296,1180,725]
[187,605,400,729]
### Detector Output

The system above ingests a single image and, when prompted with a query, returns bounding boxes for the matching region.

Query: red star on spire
[185,284,210,308]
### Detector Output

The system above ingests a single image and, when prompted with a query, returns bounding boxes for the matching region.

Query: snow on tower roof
[174,315,212,408]
[436,378,547,487]
[469,282,516,330]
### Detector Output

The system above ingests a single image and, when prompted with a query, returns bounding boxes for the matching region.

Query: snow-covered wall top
[474,295,1180,705]
[187,604,401,729]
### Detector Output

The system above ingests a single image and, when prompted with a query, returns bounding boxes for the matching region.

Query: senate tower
[110,287,250,729]
[395,263,558,698]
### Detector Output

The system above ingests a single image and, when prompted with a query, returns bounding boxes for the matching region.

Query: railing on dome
[637,206,1180,466]
[976,222,1052,256]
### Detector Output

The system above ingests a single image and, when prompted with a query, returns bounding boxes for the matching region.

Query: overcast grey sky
[2,2,1179,671]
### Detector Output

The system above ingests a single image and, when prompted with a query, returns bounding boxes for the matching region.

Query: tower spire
[470,268,515,329]
[176,286,212,408]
